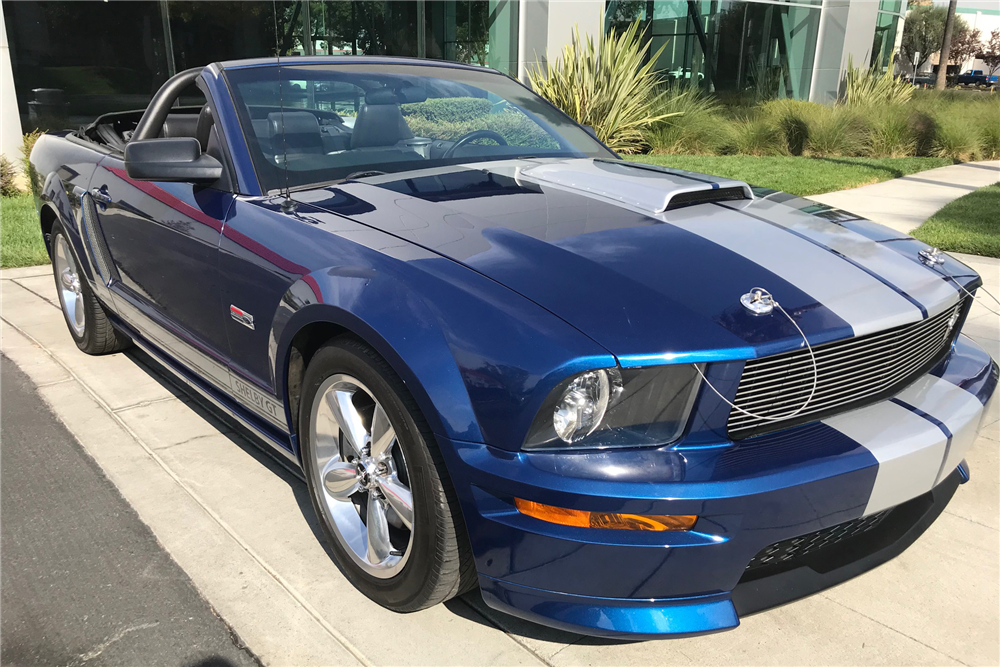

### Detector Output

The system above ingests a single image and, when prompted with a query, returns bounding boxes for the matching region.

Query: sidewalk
[1,256,998,666]
[810,159,1000,235]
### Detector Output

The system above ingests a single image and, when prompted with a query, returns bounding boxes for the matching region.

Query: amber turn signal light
[514,498,697,532]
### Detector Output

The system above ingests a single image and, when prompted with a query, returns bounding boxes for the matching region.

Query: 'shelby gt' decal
[230,305,255,330]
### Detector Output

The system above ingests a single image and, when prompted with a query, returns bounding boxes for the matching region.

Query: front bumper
[442,335,997,639]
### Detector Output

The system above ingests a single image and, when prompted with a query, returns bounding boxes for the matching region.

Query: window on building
[605,0,821,101]
[871,0,904,72]
[3,0,519,133]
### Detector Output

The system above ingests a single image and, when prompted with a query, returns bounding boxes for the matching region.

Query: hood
[294,158,977,364]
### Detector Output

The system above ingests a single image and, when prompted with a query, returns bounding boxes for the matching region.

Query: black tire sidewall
[298,338,449,610]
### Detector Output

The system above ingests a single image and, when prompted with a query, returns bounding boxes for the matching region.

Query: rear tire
[298,337,475,611]
[50,222,130,355]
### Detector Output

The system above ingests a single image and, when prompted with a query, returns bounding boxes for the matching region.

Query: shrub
[527,21,674,153]
[933,115,982,160]
[401,97,493,123]
[726,115,785,156]
[646,85,726,154]
[842,56,913,107]
[762,99,813,155]
[805,107,865,157]
[1,155,20,197]
[867,111,917,157]
[980,111,1000,159]
[20,130,42,196]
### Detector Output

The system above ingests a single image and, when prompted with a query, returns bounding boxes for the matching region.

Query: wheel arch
[273,296,483,449]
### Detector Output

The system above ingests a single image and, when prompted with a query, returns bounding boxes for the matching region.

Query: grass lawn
[1,194,49,269]
[912,183,1000,258]
[623,156,955,197]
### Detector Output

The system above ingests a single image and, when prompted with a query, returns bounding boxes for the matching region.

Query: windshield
[223,62,615,192]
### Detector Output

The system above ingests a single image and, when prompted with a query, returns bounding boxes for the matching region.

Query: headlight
[551,369,621,443]
[524,364,703,450]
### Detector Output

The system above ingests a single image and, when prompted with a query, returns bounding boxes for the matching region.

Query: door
[92,155,235,389]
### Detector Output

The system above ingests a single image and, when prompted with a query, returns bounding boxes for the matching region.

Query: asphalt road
[0,355,261,667]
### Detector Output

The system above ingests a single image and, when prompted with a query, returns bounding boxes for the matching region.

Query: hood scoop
[517,159,752,215]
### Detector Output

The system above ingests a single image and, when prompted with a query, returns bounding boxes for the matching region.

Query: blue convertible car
[29,57,997,639]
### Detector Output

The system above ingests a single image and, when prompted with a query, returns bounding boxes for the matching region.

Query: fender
[270,271,484,445]
[269,253,616,451]
[33,133,107,287]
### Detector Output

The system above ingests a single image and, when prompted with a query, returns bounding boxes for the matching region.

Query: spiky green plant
[842,55,914,107]
[527,22,676,153]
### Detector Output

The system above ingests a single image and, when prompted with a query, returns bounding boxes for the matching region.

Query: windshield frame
[222,61,617,194]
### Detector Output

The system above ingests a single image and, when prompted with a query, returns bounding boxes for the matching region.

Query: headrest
[267,111,321,137]
[365,85,428,105]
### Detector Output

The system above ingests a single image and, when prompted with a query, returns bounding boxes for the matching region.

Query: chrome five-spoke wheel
[54,233,85,337]
[310,374,414,578]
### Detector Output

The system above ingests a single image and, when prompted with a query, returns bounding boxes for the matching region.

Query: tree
[935,0,958,89]
[901,5,946,71]
[949,25,982,67]
[979,29,1000,78]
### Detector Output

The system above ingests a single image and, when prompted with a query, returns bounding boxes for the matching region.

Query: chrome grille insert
[728,299,966,439]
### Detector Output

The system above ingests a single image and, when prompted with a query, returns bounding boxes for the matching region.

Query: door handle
[90,186,112,205]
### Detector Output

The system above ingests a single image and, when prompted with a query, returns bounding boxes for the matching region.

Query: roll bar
[131,67,204,142]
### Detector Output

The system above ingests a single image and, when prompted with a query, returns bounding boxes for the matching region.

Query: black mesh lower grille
[745,509,893,572]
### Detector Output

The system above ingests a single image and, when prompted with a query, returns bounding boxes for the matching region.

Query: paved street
[0,355,260,667]
[1,260,998,667]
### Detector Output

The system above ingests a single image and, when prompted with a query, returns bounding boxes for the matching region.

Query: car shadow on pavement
[124,347,633,648]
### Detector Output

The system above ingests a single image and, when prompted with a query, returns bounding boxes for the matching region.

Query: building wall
[518,0,603,83]
[0,7,22,165]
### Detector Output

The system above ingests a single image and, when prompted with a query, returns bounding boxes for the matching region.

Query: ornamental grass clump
[726,115,785,156]
[528,21,675,153]
[646,85,727,155]
[867,111,918,158]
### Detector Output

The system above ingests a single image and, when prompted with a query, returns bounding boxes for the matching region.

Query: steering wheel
[442,130,508,159]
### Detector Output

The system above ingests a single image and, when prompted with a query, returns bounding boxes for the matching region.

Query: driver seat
[351,103,413,149]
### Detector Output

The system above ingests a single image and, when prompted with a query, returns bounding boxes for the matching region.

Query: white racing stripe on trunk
[895,375,986,486]
[662,208,923,336]
[823,401,946,516]
[750,199,958,318]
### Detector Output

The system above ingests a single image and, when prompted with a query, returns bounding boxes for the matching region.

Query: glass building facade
[3,0,519,132]
[0,0,906,138]
[605,0,822,100]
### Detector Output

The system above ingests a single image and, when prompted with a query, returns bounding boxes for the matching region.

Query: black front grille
[745,509,892,573]
[728,298,967,439]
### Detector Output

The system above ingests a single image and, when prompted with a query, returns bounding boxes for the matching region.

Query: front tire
[51,223,130,355]
[298,337,475,611]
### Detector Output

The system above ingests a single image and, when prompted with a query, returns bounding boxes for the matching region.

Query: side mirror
[124,137,222,183]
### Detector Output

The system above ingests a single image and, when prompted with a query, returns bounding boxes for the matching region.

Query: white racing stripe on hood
[748,198,958,318]
[824,374,985,515]
[661,206,923,337]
